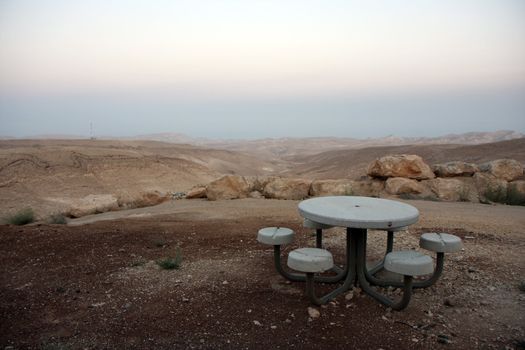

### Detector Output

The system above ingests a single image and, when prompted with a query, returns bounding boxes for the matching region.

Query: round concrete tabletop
[298,196,419,229]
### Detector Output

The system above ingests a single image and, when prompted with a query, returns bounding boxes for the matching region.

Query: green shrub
[48,213,67,224]
[157,249,182,270]
[4,208,35,225]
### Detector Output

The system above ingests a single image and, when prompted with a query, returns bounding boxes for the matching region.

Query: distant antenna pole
[90,122,94,140]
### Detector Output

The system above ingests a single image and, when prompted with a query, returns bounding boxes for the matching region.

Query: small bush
[49,213,67,224]
[157,249,182,270]
[4,208,35,225]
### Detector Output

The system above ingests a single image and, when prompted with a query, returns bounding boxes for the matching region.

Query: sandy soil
[1,198,524,349]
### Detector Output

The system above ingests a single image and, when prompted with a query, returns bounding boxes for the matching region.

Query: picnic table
[298,196,421,306]
[258,196,463,310]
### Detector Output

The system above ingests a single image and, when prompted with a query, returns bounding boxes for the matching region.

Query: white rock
[307,307,320,319]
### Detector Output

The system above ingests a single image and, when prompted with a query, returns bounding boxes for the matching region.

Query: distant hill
[10,130,524,160]
[284,137,525,180]
[127,130,525,159]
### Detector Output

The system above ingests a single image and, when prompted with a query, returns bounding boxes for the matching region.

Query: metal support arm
[355,229,414,311]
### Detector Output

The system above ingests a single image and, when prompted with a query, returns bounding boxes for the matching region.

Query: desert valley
[1,130,524,219]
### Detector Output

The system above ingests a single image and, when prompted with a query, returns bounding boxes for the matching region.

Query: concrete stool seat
[384,251,434,276]
[257,227,295,246]
[303,218,333,230]
[287,248,334,273]
[367,226,409,276]
[420,232,462,253]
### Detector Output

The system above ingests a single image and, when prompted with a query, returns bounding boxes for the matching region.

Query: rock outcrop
[206,175,250,201]
[194,156,524,206]
[507,180,525,205]
[425,178,474,202]
[351,179,385,197]
[117,191,172,209]
[385,177,425,195]
[186,187,207,199]
[367,155,435,180]
[479,159,523,181]
[432,161,478,177]
[245,176,279,193]
[309,179,354,197]
[68,194,119,218]
[474,173,508,203]
[263,178,312,200]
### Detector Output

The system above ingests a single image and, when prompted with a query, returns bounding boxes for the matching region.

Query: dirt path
[69,198,525,237]
[1,199,524,349]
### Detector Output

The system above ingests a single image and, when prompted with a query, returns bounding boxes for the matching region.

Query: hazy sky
[1,0,524,139]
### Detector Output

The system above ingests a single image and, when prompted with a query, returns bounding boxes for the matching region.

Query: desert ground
[1,134,525,349]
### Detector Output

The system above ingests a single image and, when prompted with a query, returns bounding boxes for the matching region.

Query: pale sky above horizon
[1,0,524,139]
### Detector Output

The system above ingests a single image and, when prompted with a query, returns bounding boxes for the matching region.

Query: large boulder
[367,155,435,180]
[186,186,207,199]
[474,173,508,204]
[351,179,385,197]
[68,194,119,218]
[432,161,478,177]
[425,178,476,202]
[137,191,171,206]
[310,179,354,197]
[263,178,312,200]
[507,180,525,206]
[385,177,425,195]
[245,176,278,192]
[206,175,250,201]
[117,190,172,208]
[479,159,523,181]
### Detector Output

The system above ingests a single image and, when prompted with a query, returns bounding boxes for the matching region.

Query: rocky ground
[1,199,524,349]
